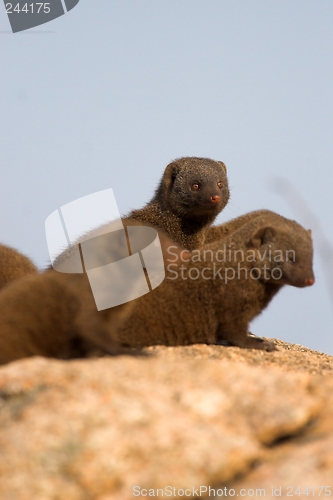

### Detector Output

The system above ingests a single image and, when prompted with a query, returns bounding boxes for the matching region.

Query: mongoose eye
[217,181,223,189]
[191,183,200,191]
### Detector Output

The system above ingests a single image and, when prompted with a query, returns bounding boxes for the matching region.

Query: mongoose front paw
[246,332,281,352]
[249,336,279,352]
[216,332,279,352]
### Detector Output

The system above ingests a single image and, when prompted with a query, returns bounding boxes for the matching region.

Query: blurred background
[1,1,333,354]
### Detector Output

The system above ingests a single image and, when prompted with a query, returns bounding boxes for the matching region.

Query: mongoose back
[127,157,230,250]
[205,209,274,244]
[0,221,186,365]
[0,271,133,365]
[114,212,315,351]
[0,244,37,290]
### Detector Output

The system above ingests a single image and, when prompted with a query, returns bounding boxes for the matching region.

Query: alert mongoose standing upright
[127,157,230,250]
[0,157,228,291]
[0,243,37,290]
[114,212,315,351]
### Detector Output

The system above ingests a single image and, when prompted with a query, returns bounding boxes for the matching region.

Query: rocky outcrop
[0,341,332,500]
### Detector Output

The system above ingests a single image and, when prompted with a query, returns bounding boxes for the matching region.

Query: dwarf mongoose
[0,221,187,365]
[0,243,37,290]
[114,212,315,351]
[0,157,227,291]
[49,157,228,274]
[0,270,134,365]
[126,157,230,250]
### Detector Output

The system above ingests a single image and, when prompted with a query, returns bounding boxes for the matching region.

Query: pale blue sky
[1,1,333,354]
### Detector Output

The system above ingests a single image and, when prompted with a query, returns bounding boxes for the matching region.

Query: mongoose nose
[305,278,315,286]
[210,195,221,204]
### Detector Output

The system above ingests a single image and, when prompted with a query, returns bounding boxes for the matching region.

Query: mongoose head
[247,220,315,288]
[154,157,229,219]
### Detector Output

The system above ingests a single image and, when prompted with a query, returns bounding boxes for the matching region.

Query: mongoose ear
[248,226,276,248]
[307,229,312,236]
[163,161,181,191]
[217,161,227,174]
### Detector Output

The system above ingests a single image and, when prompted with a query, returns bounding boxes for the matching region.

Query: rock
[227,375,333,499]
[0,342,332,500]
[143,340,333,377]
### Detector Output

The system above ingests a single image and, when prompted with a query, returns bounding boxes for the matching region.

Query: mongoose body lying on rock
[115,212,315,351]
[0,244,37,290]
[127,157,230,250]
[0,221,186,365]
[0,271,134,365]
[0,213,314,363]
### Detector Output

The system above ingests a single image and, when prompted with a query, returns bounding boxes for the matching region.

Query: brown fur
[0,244,37,290]
[0,271,135,365]
[205,209,274,244]
[0,157,226,291]
[0,221,186,365]
[127,157,229,250]
[114,212,315,351]
[0,213,314,362]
